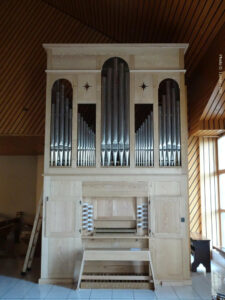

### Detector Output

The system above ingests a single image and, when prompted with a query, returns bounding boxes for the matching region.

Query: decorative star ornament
[83,82,91,91]
[140,82,148,90]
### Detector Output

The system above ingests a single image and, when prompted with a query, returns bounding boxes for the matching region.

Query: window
[158,79,181,166]
[50,79,72,167]
[218,135,225,246]
[101,57,130,166]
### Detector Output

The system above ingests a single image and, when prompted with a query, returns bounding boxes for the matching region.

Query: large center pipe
[166,81,172,166]
[54,91,60,166]
[106,68,112,166]
[124,71,130,166]
[59,85,65,166]
[68,108,72,166]
[118,62,125,166]
[101,77,106,166]
[113,58,118,166]
[162,94,167,166]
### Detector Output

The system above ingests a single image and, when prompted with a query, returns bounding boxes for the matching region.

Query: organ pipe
[101,77,106,166]
[101,57,130,167]
[118,62,124,166]
[77,108,96,167]
[124,72,130,166]
[159,79,181,166]
[50,80,72,167]
[113,59,118,166]
[135,110,154,167]
[106,68,112,166]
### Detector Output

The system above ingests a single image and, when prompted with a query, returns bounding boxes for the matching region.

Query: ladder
[21,193,43,275]
[77,249,155,290]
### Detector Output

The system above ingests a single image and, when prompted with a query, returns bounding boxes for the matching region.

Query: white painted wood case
[40,44,190,287]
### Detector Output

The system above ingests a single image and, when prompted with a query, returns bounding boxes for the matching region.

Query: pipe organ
[41,44,190,289]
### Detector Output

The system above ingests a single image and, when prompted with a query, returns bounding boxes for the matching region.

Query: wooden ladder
[21,193,43,275]
[77,249,155,290]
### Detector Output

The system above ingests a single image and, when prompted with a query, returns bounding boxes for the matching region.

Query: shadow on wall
[0,155,44,224]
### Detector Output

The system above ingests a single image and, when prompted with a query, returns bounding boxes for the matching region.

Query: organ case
[40,44,190,288]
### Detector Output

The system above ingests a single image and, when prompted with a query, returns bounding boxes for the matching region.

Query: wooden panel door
[45,178,82,237]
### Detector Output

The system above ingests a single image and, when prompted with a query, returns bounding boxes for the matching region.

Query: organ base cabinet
[40,44,190,288]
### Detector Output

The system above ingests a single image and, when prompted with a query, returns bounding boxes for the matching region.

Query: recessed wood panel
[51,55,97,70]
[93,198,136,220]
[50,179,82,197]
[153,197,181,235]
[153,182,180,196]
[48,237,82,277]
[45,200,75,236]
[155,238,183,279]
[83,181,149,197]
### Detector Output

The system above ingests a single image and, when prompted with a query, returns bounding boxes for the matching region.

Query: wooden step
[77,249,155,290]
[83,249,151,262]
[82,274,152,281]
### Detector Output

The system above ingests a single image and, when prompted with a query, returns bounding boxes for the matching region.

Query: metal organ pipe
[176,93,181,166]
[166,81,171,166]
[162,95,167,166]
[101,77,106,166]
[106,68,112,166]
[77,112,96,167]
[124,72,130,166]
[159,79,181,166]
[135,110,154,167]
[54,91,60,165]
[50,80,72,167]
[50,102,55,166]
[118,62,124,166]
[59,85,65,166]
[68,107,72,166]
[171,88,177,166]
[101,57,130,167]
[113,59,118,166]
[64,98,69,166]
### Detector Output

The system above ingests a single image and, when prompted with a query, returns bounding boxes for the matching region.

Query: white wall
[0,156,43,223]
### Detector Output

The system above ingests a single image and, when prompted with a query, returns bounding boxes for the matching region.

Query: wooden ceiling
[43,0,225,78]
[192,72,225,136]
[0,0,224,154]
